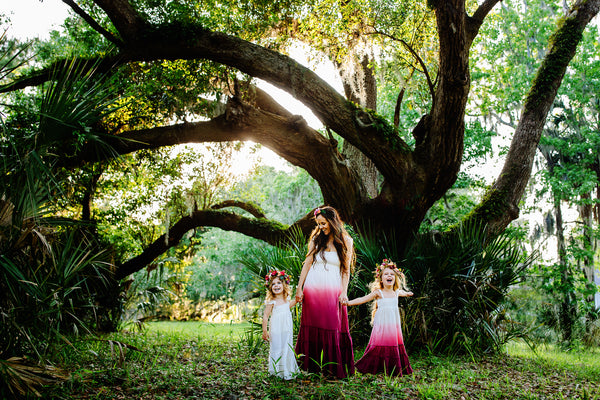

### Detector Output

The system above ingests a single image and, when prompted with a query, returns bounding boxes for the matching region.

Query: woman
[295,205,355,378]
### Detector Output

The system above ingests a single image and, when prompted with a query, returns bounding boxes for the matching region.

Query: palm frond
[0,357,69,398]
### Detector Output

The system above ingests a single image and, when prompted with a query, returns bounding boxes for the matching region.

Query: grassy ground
[39,321,599,400]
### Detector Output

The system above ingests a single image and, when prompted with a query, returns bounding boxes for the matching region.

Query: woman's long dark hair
[307,206,353,276]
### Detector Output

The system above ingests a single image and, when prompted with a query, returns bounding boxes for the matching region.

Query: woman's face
[271,277,283,295]
[315,215,331,236]
[381,268,396,288]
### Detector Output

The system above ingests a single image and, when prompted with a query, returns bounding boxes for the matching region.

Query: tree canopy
[1,0,599,280]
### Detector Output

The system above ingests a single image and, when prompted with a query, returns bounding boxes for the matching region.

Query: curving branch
[0,55,122,93]
[372,30,435,107]
[211,200,266,219]
[466,0,502,46]
[114,209,314,279]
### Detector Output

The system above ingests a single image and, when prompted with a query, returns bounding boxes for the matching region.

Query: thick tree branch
[0,55,122,93]
[1,15,412,188]
[72,96,364,220]
[211,200,266,218]
[405,0,470,211]
[93,0,149,41]
[466,0,600,235]
[114,209,314,279]
[75,98,332,173]
[466,0,502,46]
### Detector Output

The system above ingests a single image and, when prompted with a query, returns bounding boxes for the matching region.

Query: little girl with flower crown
[262,270,299,380]
[347,259,413,376]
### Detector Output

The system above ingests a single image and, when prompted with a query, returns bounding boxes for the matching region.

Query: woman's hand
[295,288,304,303]
[262,330,270,341]
[339,293,348,306]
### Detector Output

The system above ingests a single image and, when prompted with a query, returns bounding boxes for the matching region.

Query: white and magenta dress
[355,289,412,376]
[267,299,299,380]
[295,251,355,378]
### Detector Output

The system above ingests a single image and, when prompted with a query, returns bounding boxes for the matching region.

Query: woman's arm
[295,242,315,303]
[347,290,378,306]
[262,303,274,341]
[339,235,354,304]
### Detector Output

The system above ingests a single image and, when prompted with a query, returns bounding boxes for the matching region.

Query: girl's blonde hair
[371,259,409,292]
[264,270,292,302]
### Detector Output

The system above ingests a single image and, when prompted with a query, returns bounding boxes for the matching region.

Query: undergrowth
[34,321,600,400]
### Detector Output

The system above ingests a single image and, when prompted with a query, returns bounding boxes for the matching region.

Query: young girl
[262,270,299,380]
[347,259,413,376]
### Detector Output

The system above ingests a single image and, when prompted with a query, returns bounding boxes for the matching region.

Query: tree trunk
[336,43,379,200]
[554,194,576,343]
[465,0,600,237]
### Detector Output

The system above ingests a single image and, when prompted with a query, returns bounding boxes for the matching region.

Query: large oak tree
[2,0,599,280]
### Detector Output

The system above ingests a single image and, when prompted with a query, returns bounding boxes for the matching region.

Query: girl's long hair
[307,206,354,276]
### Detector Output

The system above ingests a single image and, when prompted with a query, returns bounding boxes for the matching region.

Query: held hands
[295,288,304,303]
[339,293,348,306]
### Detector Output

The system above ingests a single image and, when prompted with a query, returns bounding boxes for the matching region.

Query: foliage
[0,55,125,396]
[469,0,600,347]
[177,165,320,314]
[230,164,323,223]
[236,227,306,298]
[34,321,600,399]
[94,142,247,264]
[349,222,536,355]
[109,162,322,322]
[119,262,178,329]
[404,222,536,354]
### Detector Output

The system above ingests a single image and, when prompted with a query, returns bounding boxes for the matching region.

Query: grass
[34,322,600,399]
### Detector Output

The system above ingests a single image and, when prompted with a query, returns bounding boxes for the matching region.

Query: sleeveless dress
[267,299,299,379]
[355,289,412,376]
[295,251,355,378]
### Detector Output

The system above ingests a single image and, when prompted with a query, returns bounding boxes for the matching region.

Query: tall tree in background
[469,0,600,341]
[1,0,599,280]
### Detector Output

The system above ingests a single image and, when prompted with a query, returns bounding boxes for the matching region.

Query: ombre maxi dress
[354,289,412,376]
[295,250,355,378]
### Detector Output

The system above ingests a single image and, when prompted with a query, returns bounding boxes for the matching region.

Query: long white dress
[267,299,299,379]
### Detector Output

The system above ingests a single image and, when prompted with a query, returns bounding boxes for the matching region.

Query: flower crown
[314,207,330,218]
[375,259,402,276]
[264,270,291,287]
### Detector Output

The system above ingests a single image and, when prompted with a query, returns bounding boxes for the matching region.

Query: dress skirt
[268,301,299,380]
[295,251,355,378]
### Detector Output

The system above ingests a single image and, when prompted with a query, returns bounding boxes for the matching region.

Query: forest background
[1,0,600,398]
